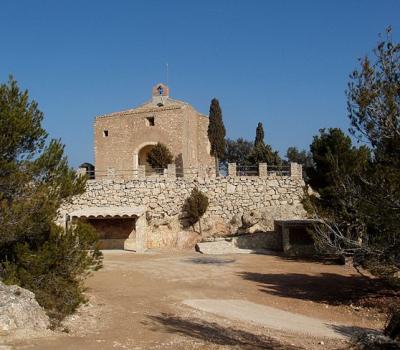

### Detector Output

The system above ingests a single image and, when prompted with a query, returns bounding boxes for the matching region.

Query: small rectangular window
[103,130,109,137]
[146,117,155,126]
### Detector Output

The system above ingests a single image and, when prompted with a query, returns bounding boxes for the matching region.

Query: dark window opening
[103,130,109,137]
[146,117,155,126]
[288,227,314,245]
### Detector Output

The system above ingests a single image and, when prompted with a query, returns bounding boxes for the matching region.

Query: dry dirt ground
[4,250,385,350]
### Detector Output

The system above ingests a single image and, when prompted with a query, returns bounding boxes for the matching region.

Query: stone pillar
[206,166,216,178]
[135,215,147,253]
[166,164,176,178]
[138,165,146,178]
[183,167,197,179]
[133,153,139,170]
[228,163,237,177]
[259,163,268,177]
[290,162,302,179]
[197,166,207,178]
[124,214,147,253]
[281,223,291,255]
[107,167,115,178]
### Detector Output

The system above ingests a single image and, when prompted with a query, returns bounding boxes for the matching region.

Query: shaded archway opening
[67,206,147,252]
[87,218,136,250]
[138,144,163,175]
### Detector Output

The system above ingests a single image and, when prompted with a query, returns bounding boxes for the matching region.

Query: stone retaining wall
[60,175,305,225]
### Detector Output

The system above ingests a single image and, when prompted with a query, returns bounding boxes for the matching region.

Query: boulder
[201,216,230,238]
[238,205,307,233]
[228,213,242,234]
[176,231,202,249]
[147,216,202,249]
[0,281,49,332]
[195,239,270,255]
[257,204,307,231]
[241,210,262,228]
[196,241,235,254]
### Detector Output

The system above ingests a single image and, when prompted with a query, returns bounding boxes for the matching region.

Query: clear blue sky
[1,1,399,167]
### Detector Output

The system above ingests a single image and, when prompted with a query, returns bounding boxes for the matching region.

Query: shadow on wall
[175,153,183,177]
[238,271,376,306]
[143,313,301,350]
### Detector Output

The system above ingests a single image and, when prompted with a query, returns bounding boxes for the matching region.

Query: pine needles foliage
[0,76,102,325]
[146,142,173,169]
[185,187,209,234]
[208,98,226,174]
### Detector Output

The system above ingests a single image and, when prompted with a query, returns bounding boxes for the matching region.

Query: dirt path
[183,299,350,339]
[5,250,383,350]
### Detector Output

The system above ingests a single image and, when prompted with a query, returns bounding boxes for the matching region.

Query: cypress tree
[254,122,265,147]
[207,98,226,175]
[247,122,282,166]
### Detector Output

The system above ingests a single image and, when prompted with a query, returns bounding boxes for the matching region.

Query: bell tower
[152,83,169,106]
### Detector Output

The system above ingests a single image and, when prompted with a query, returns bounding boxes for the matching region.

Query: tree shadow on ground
[278,255,346,265]
[183,257,236,265]
[238,272,378,305]
[144,313,302,349]
[329,324,382,338]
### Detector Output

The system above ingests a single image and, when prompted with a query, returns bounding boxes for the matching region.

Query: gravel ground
[3,250,384,350]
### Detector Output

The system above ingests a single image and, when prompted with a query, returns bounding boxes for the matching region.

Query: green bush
[2,222,102,324]
[146,143,173,169]
[185,187,209,234]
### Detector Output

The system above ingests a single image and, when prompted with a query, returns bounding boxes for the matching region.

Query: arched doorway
[138,144,155,168]
[133,142,159,175]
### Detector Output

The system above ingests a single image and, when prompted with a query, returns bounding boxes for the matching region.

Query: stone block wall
[60,174,306,228]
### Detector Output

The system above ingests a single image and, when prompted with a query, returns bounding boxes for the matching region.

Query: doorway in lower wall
[87,218,136,250]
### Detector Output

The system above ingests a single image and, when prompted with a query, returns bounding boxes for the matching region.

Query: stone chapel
[94,83,214,177]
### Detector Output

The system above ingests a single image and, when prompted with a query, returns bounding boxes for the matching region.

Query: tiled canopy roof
[68,206,146,219]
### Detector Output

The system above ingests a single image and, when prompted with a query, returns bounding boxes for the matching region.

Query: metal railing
[78,163,296,180]
[236,165,259,176]
[267,165,290,176]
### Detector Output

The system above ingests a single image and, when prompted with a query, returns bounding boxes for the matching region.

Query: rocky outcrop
[147,215,202,249]
[0,282,49,333]
[238,205,307,233]
[144,203,306,249]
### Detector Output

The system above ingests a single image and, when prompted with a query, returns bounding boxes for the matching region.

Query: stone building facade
[68,84,308,252]
[94,83,214,177]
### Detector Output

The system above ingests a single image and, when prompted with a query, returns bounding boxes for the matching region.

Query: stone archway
[133,142,158,175]
[139,144,155,167]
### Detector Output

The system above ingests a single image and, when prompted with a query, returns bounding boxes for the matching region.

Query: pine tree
[0,76,102,323]
[305,28,400,293]
[207,98,226,175]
